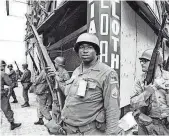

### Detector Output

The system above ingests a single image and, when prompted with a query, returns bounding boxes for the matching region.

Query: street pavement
[0,83,52,136]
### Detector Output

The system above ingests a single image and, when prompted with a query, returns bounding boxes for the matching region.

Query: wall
[120,2,158,107]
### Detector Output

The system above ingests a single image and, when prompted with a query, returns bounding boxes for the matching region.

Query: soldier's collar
[80,60,100,71]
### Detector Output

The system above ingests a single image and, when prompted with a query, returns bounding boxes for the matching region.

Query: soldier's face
[1,65,6,71]
[140,59,150,72]
[22,66,25,70]
[78,43,97,64]
[8,67,12,70]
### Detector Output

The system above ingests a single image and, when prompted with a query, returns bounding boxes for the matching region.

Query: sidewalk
[0,83,51,136]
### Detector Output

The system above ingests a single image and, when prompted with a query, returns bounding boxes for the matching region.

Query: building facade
[25,0,169,112]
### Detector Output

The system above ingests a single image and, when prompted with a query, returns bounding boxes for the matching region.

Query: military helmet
[22,63,28,68]
[54,56,65,66]
[139,48,163,65]
[7,64,13,68]
[74,33,100,55]
[1,60,6,67]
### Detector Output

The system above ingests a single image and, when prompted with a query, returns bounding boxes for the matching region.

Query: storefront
[25,0,169,111]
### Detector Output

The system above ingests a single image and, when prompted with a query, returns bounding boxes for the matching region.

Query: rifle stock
[26,14,63,124]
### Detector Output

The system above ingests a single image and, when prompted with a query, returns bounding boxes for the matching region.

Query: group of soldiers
[1,62,31,130]
[1,32,169,135]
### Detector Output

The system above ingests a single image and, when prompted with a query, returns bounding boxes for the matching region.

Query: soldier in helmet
[33,69,52,125]
[0,60,21,130]
[131,49,169,135]
[44,56,70,134]
[48,57,70,121]
[20,63,31,108]
[47,33,124,135]
[7,64,18,103]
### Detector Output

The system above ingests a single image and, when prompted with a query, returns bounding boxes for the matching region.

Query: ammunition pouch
[95,109,106,132]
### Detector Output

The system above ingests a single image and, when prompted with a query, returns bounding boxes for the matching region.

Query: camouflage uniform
[8,69,18,101]
[1,71,14,123]
[34,70,52,121]
[61,60,122,135]
[131,70,169,135]
[20,69,31,103]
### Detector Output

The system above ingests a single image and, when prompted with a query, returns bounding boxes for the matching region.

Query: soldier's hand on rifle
[45,67,56,77]
[144,85,155,95]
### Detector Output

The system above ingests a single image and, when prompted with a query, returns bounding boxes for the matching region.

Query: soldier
[44,57,70,135]
[130,49,169,135]
[48,33,124,135]
[34,70,52,125]
[20,63,31,108]
[7,64,18,103]
[51,56,70,123]
[0,60,21,130]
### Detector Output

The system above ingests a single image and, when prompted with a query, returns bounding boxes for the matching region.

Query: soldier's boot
[34,118,44,125]
[11,99,18,103]
[10,122,21,130]
[21,102,30,108]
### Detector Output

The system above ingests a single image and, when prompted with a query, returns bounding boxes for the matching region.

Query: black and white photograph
[1,0,169,135]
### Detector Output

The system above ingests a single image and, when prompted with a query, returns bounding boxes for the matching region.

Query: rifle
[145,12,168,85]
[36,52,42,71]
[28,51,39,74]
[164,56,169,71]
[14,61,22,78]
[26,14,63,124]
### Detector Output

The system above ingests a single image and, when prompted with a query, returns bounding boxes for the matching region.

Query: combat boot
[21,102,30,108]
[11,99,18,103]
[10,122,21,130]
[34,118,44,125]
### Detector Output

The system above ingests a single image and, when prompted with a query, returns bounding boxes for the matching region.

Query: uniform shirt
[1,71,12,94]
[131,70,169,119]
[61,60,122,135]
[20,69,31,83]
[8,69,17,83]
[57,67,70,93]
[34,70,49,94]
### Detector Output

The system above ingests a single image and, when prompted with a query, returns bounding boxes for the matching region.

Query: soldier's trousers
[23,88,29,103]
[36,93,52,120]
[1,95,14,123]
[11,88,17,100]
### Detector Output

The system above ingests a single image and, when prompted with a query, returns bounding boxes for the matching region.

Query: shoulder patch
[112,86,118,98]
[110,71,118,84]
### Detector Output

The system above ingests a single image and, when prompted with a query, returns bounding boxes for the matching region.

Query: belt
[64,121,96,134]
[151,117,167,125]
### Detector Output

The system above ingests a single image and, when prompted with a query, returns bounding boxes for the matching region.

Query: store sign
[87,0,121,77]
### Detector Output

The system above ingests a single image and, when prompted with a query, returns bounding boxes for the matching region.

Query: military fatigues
[131,70,169,135]
[52,67,70,123]
[20,69,31,103]
[8,69,18,100]
[1,71,14,123]
[34,70,52,120]
[61,60,122,135]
